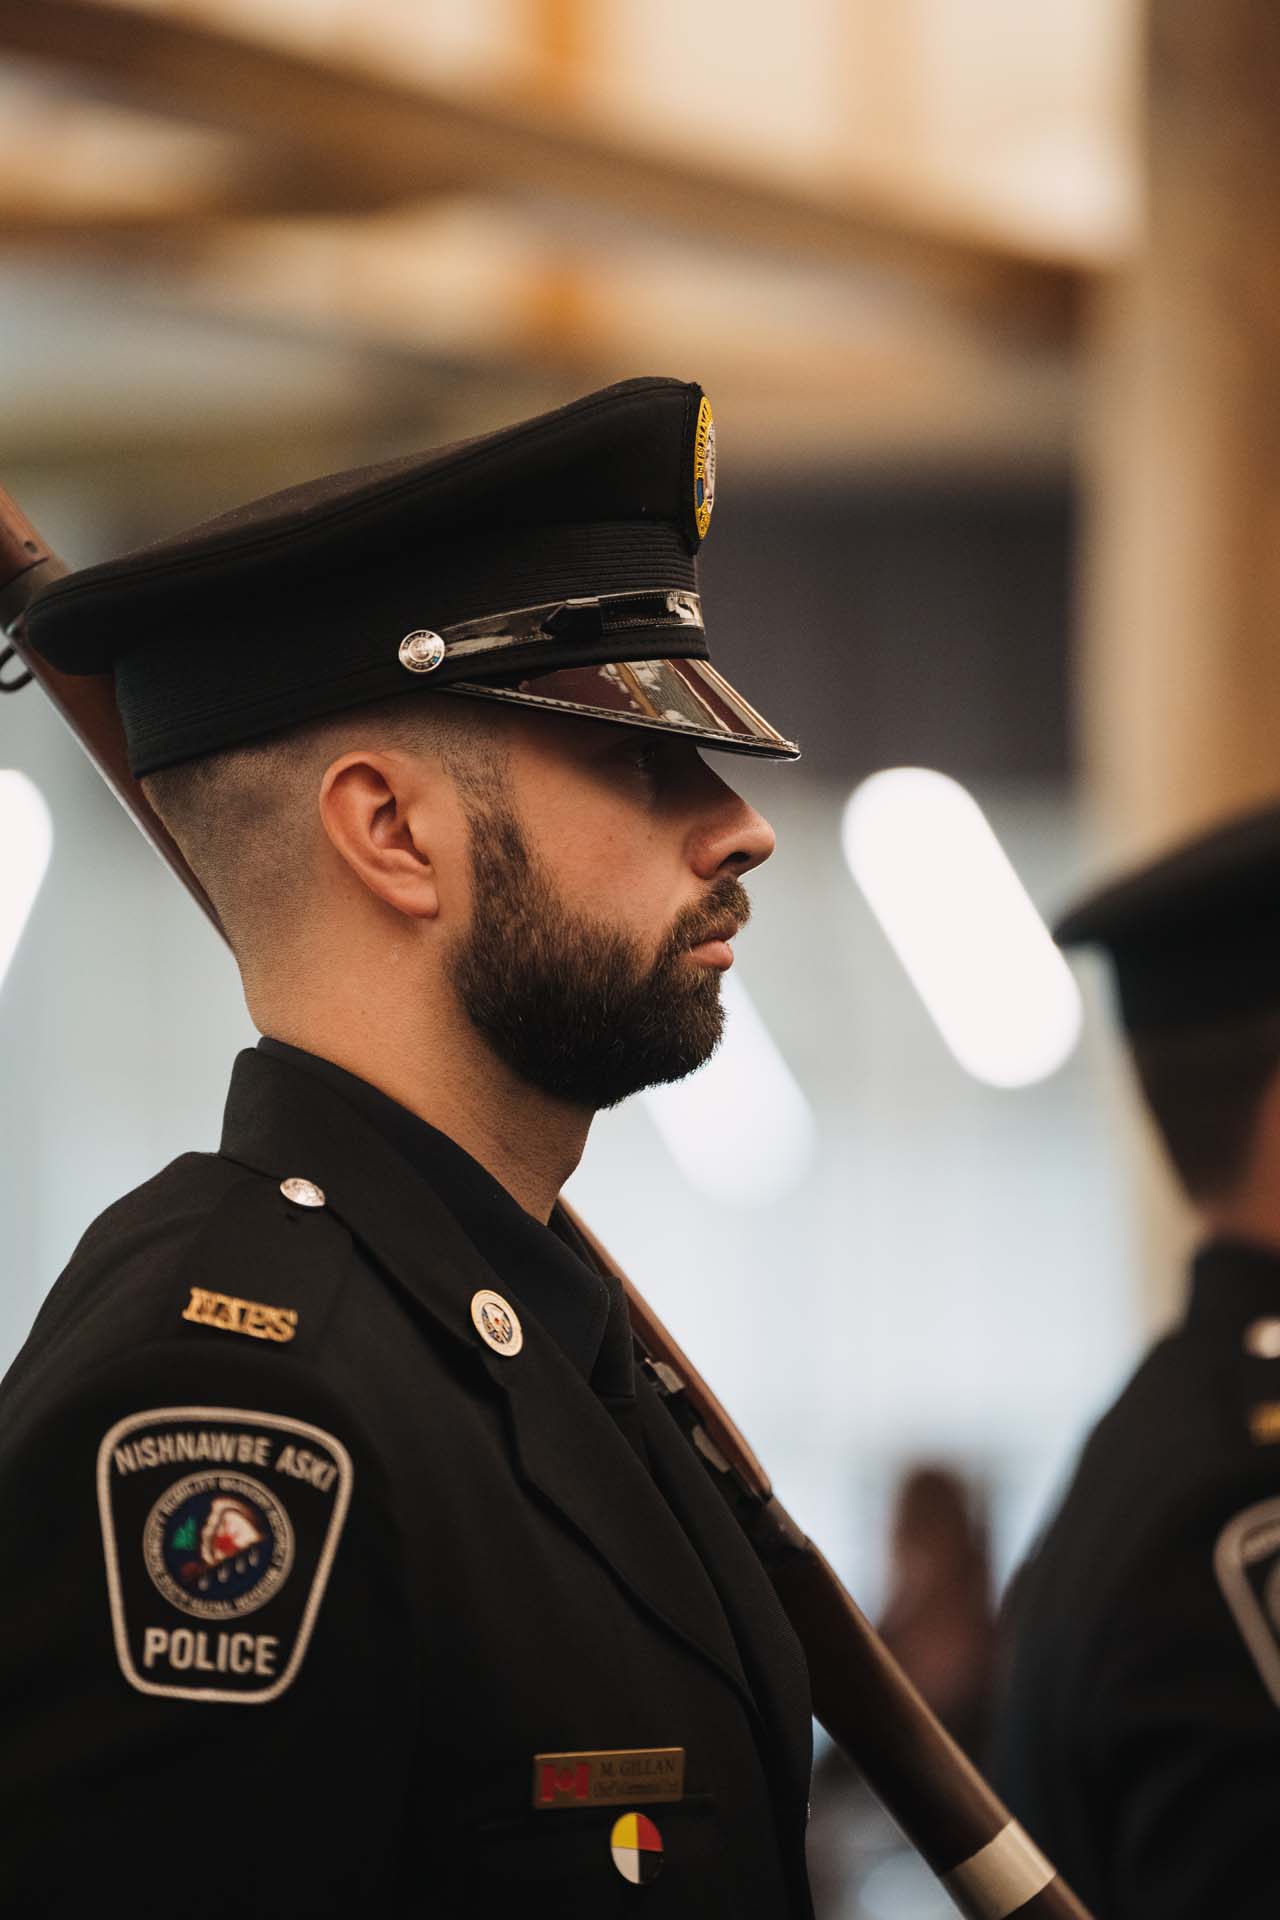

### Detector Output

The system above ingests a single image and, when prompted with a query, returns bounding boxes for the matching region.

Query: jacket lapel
[496,1325,751,1703]
[638,1382,814,1813]
[218,1049,751,1708]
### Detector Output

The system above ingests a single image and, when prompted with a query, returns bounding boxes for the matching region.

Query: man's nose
[691,785,777,881]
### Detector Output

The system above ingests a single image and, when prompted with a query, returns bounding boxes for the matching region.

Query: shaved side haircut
[141,693,507,983]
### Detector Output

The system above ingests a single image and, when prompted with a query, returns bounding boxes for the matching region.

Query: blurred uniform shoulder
[1006,1311,1280,1670]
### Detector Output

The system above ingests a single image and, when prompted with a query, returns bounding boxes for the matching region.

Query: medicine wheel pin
[610,1812,664,1886]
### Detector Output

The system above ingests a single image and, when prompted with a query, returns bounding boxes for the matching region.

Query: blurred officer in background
[0,379,817,1917]
[877,1465,996,1762]
[993,802,1280,1920]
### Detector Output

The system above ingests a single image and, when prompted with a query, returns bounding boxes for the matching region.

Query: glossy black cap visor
[449,656,800,760]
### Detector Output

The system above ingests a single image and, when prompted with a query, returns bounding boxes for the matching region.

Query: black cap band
[116,524,702,773]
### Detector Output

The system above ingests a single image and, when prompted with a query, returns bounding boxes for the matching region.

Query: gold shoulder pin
[182,1286,298,1344]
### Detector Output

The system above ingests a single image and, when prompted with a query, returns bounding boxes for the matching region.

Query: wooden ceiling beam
[0,0,1080,337]
[0,93,444,238]
[0,182,421,243]
[9,204,1062,405]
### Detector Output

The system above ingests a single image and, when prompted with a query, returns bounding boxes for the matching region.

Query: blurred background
[4,3,1279,1912]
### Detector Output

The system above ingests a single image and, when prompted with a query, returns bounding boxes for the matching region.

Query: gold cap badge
[693,394,716,540]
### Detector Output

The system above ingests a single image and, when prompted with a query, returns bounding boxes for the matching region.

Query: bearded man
[0,380,814,1916]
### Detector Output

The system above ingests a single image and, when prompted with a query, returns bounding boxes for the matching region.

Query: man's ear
[318,751,443,920]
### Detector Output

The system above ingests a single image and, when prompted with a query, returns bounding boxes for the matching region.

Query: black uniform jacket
[992,1241,1280,1920]
[0,1046,814,1917]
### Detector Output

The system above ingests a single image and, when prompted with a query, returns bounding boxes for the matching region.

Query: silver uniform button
[471,1289,523,1358]
[280,1176,326,1209]
[399,629,446,673]
[1246,1318,1280,1358]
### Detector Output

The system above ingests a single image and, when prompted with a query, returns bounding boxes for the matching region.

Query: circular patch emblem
[143,1473,294,1620]
[610,1812,664,1886]
[693,394,716,540]
[399,628,446,673]
[470,1289,523,1358]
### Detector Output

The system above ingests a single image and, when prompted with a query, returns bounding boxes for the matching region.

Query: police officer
[0,378,816,1916]
[992,801,1280,1920]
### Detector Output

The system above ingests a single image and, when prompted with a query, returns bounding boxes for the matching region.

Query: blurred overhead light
[0,771,53,997]
[643,971,816,1207]
[841,769,1081,1089]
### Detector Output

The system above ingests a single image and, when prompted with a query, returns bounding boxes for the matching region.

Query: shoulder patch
[98,1406,352,1705]
[1214,1497,1280,1706]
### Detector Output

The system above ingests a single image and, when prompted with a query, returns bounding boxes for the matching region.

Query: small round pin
[398,629,446,673]
[1246,1319,1280,1359]
[610,1812,664,1886]
[470,1289,523,1358]
[280,1176,325,1209]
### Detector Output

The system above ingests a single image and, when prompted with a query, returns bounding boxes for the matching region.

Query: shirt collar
[256,1038,631,1389]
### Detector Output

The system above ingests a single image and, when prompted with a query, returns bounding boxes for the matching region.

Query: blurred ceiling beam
[0,352,1072,486]
[0,84,440,240]
[0,0,1080,336]
[32,202,1070,458]
[0,172,413,243]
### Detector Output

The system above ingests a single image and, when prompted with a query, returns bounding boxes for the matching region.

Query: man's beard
[448,798,751,1110]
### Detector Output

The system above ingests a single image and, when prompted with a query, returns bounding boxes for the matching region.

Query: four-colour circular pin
[610,1812,664,1886]
[470,1289,523,1358]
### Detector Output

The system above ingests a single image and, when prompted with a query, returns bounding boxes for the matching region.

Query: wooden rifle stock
[0,482,1091,1920]
[0,486,223,932]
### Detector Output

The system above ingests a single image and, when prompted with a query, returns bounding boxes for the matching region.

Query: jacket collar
[218,1046,752,1707]
[254,1037,615,1382]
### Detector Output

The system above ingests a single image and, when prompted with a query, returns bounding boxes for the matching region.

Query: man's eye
[623,739,662,776]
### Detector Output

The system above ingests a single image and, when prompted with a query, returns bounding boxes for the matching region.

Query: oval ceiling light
[643,970,816,1206]
[841,768,1082,1089]
[0,771,53,998]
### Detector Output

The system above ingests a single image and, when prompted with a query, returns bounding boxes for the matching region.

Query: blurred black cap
[25,376,798,775]
[1054,802,1280,1029]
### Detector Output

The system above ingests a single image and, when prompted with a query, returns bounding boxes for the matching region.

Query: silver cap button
[399,629,446,673]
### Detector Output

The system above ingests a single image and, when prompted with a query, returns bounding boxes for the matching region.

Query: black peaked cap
[1054,801,1280,1029]
[25,376,798,774]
